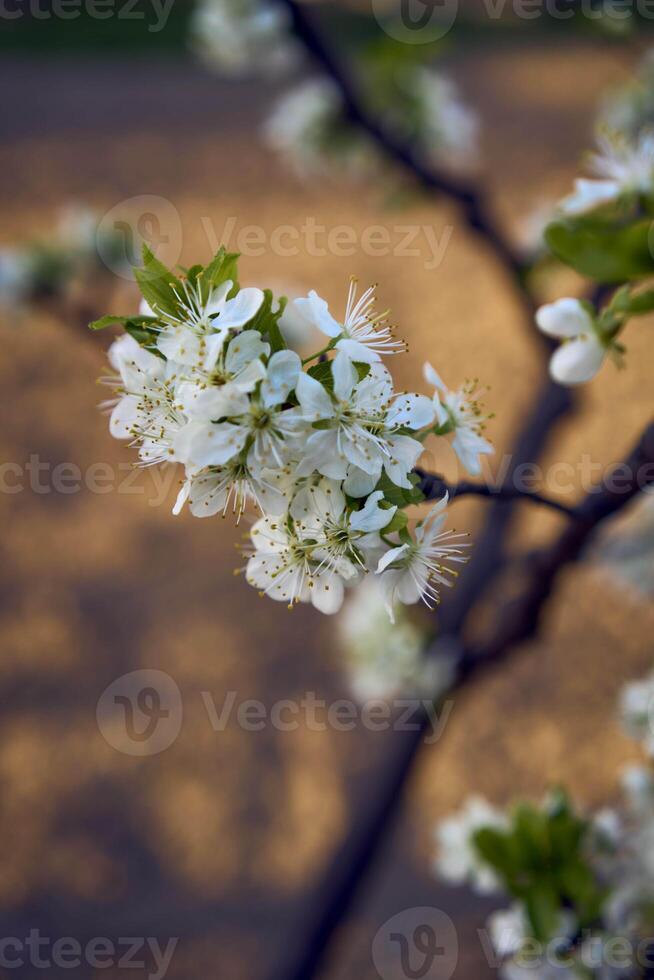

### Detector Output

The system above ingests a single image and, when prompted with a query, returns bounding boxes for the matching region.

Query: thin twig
[415,467,576,517]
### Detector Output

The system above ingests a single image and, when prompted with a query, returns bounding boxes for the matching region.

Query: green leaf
[134,244,182,316]
[375,471,425,508]
[525,886,561,943]
[472,827,517,879]
[89,313,159,332]
[246,289,288,352]
[545,216,654,283]
[611,285,654,316]
[197,247,241,303]
[382,508,408,534]
[308,360,333,390]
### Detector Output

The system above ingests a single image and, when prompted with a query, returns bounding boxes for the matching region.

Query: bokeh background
[1,8,654,978]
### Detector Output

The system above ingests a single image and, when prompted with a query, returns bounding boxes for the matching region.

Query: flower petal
[549,336,605,385]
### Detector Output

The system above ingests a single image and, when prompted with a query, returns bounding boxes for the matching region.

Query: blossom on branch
[94,247,493,620]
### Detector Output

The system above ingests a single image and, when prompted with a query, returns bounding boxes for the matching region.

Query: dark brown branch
[269,420,654,980]
[278,0,539,328]
[460,420,654,670]
[415,467,576,517]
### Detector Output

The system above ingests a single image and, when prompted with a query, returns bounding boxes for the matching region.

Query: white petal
[224,330,269,374]
[310,569,344,614]
[174,421,248,467]
[536,298,594,339]
[218,287,264,330]
[423,361,446,391]
[349,491,396,532]
[343,466,379,498]
[332,350,358,401]
[109,395,140,439]
[233,358,267,393]
[387,393,435,430]
[383,435,423,487]
[261,350,301,407]
[451,429,494,476]
[294,290,341,338]
[376,544,410,573]
[559,177,620,216]
[549,336,605,385]
[295,372,334,419]
[335,337,380,363]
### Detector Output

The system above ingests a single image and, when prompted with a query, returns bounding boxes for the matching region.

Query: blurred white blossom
[338,577,455,702]
[559,129,654,217]
[263,79,375,179]
[434,796,508,894]
[190,0,298,77]
[536,298,608,386]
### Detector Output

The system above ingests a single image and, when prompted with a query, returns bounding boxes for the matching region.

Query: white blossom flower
[0,248,33,306]
[293,279,406,363]
[488,905,529,959]
[423,362,493,475]
[294,354,433,493]
[100,254,484,616]
[405,68,479,169]
[434,795,508,894]
[376,495,469,623]
[619,670,654,756]
[246,514,357,613]
[535,298,607,385]
[143,278,264,368]
[190,0,298,77]
[560,129,654,216]
[263,79,374,179]
[338,577,456,702]
[173,461,289,520]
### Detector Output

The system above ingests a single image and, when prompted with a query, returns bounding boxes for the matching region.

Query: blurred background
[1,5,654,978]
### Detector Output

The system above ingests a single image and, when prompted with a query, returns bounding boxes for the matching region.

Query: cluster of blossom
[99,248,492,619]
[598,48,654,143]
[534,62,654,387]
[262,69,480,180]
[189,0,298,77]
[262,79,376,180]
[391,67,480,172]
[337,576,457,702]
[433,668,654,979]
[0,205,125,311]
[188,0,480,179]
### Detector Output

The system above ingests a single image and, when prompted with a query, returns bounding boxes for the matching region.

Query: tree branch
[415,466,576,517]
[278,0,536,322]
[269,420,654,980]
